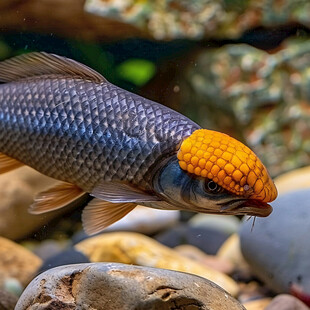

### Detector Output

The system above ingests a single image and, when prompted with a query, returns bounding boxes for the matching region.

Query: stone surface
[240,190,310,298]
[75,232,239,296]
[155,224,230,255]
[275,166,310,195]
[0,289,19,310]
[0,166,69,240]
[3,278,23,296]
[238,282,272,305]
[174,244,234,274]
[16,263,246,310]
[189,214,240,235]
[105,206,180,234]
[217,234,250,272]
[85,0,310,40]
[39,248,90,273]
[1,0,309,42]
[32,239,68,261]
[0,237,42,287]
[265,294,310,310]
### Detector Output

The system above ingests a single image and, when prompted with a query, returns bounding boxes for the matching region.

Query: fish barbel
[0,52,277,234]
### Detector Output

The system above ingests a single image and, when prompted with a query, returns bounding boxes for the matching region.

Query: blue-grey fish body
[0,76,198,192]
[0,53,275,234]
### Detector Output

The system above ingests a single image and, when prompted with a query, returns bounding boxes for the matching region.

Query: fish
[0,52,278,234]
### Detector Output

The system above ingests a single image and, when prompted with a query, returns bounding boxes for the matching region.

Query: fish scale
[0,76,199,192]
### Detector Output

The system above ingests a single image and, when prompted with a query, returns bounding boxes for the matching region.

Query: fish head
[153,129,277,216]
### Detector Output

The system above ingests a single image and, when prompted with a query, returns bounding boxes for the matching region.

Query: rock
[174,244,234,274]
[71,229,90,244]
[105,206,180,234]
[85,0,310,40]
[72,207,179,244]
[243,298,272,310]
[3,278,23,296]
[155,224,230,255]
[1,0,309,42]
[75,232,239,296]
[0,289,19,310]
[32,239,68,261]
[238,281,272,305]
[217,234,250,273]
[15,263,246,310]
[39,248,90,273]
[290,284,310,308]
[0,237,42,288]
[180,39,310,176]
[0,166,71,240]
[189,214,240,235]
[265,294,309,310]
[239,190,310,299]
[275,166,310,195]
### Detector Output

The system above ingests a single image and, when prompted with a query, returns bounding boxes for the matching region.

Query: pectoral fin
[29,182,86,214]
[91,181,160,203]
[82,199,136,235]
[0,153,24,173]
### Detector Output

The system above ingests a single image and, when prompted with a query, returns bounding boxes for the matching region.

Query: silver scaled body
[0,76,200,192]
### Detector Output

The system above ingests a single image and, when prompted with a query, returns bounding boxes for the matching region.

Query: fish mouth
[218,198,273,217]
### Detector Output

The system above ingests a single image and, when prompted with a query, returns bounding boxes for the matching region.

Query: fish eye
[205,180,223,194]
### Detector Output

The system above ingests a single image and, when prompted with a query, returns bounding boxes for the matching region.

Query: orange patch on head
[177,129,278,202]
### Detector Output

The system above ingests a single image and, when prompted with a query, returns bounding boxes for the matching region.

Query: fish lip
[217,198,272,217]
[235,199,273,217]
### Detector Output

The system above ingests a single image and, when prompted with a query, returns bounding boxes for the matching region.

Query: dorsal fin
[0,52,107,83]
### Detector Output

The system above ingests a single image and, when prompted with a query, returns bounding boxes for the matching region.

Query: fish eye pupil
[206,180,220,193]
[208,181,217,191]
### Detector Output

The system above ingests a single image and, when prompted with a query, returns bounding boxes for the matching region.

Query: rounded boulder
[15,263,245,310]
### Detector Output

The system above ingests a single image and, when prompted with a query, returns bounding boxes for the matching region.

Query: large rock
[75,231,239,296]
[86,0,310,40]
[0,166,66,240]
[189,214,240,235]
[0,289,19,310]
[0,237,42,288]
[217,234,250,273]
[275,166,310,195]
[239,189,310,303]
[39,248,90,274]
[155,224,230,255]
[73,207,180,243]
[2,0,309,42]
[103,206,179,234]
[174,244,234,275]
[265,294,310,310]
[15,263,246,310]
[242,298,272,310]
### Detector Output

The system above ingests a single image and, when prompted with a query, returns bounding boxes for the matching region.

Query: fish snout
[217,196,273,217]
[234,199,273,217]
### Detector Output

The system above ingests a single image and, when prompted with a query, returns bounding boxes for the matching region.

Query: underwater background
[1,1,310,309]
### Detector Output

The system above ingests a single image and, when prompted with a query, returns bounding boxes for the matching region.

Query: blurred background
[1,2,310,309]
